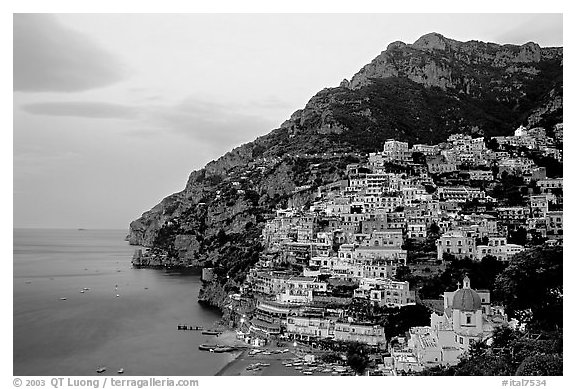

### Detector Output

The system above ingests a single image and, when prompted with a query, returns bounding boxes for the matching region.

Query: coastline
[215,349,247,376]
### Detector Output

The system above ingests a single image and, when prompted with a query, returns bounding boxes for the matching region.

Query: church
[407,276,509,368]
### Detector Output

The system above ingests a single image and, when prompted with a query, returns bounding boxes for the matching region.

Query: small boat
[80,290,85,293]
[59,297,67,300]
[117,368,124,374]
[201,330,221,336]
[116,294,120,298]
[96,367,106,373]
[213,346,235,353]
[198,344,218,351]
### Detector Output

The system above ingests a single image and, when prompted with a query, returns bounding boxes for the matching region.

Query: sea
[13,228,235,376]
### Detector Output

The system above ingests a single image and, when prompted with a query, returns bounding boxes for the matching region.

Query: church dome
[452,288,482,311]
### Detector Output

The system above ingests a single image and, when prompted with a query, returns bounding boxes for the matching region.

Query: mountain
[127,33,563,307]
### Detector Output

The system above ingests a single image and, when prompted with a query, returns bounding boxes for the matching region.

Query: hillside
[127,32,562,307]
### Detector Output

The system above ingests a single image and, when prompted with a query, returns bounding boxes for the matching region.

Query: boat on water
[201,330,221,336]
[96,367,106,373]
[117,368,124,374]
[198,344,235,352]
[213,346,235,353]
[198,344,218,351]
[59,297,67,300]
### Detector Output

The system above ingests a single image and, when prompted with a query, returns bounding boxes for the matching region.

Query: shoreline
[215,349,247,376]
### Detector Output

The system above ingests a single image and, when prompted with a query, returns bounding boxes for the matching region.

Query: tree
[382,305,432,338]
[346,342,370,375]
[493,246,562,332]
[429,222,440,236]
[486,137,500,151]
[509,227,528,246]
[412,151,426,165]
[395,265,412,281]
[515,353,563,376]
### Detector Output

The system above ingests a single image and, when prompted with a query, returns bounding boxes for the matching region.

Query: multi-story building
[353,278,414,307]
[333,321,387,346]
[529,195,549,218]
[411,144,439,156]
[437,186,485,203]
[407,224,427,239]
[496,207,530,225]
[468,170,494,181]
[436,230,476,260]
[426,155,457,174]
[546,211,563,238]
[537,178,563,192]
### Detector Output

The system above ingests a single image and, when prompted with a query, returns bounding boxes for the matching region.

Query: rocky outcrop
[348,32,559,99]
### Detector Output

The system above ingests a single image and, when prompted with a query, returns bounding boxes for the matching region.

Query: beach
[214,332,354,376]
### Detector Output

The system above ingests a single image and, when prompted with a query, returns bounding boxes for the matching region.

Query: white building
[436,230,476,260]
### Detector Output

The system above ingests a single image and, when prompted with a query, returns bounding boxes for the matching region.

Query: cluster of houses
[220,124,562,374]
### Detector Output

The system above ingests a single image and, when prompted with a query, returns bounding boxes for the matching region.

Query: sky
[12,12,563,229]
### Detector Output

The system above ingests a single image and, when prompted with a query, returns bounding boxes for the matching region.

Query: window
[459,337,463,344]
[466,315,472,325]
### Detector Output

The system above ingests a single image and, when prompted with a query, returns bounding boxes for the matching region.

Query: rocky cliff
[127,33,562,308]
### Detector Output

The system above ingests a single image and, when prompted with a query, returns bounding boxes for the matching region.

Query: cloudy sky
[13,13,563,229]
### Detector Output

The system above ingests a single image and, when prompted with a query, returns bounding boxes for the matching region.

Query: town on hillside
[201,123,563,375]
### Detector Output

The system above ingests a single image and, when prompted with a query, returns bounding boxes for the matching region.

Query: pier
[177,324,204,331]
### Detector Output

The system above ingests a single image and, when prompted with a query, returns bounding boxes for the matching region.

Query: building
[529,195,549,218]
[407,224,427,239]
[537,178,563,192]
[426,155,457,174]
[436,230,476,260]
[468,170,494,181]
[286,315,333,341]
[333,321,387,346]
[353,278,414,307]
[546,211,563,238]
[430,276,508,354]
[437,186,485,203]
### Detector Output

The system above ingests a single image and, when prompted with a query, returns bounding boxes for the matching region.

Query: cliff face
[127,33,562,308]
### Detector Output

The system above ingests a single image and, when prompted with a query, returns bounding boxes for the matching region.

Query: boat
[201,330,221,336]
[80,290,85,293]
[117,368,124,374]
[96,367,106,373]
[59,297,67,300]
[198,344,218,351]
[213,346,235,353]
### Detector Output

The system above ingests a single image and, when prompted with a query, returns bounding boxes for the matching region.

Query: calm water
[14,229,233,376]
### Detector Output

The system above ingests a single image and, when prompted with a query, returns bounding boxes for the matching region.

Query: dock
[177,324,204,331]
